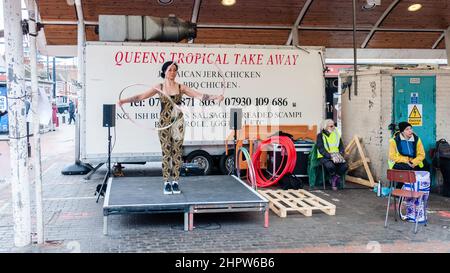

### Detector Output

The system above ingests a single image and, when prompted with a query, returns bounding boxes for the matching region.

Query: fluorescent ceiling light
[408,4,422,12]
[221,0,236,6]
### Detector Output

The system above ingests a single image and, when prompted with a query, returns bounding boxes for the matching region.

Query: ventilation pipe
[98,14,196,42]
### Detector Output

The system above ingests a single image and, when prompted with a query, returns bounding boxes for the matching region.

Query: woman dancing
[118,61,224,194]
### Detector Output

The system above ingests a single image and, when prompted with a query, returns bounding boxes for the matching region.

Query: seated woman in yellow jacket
[388,121,428,171]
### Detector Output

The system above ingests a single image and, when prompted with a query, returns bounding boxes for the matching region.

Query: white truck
[81,42,325,174]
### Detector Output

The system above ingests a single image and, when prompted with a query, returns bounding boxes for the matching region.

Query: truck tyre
[186,150,213,175]
[219,150,235,175]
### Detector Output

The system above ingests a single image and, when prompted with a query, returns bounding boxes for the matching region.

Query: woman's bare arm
[181,84,224,102]
[118,85,159,106]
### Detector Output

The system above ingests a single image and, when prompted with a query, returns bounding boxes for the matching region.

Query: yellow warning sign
[408,104,422,126]
[409,105,421,118]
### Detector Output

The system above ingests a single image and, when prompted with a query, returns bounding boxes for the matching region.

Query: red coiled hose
[252,136,297,188]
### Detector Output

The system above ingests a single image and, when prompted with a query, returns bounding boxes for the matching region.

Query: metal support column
[27,0,44,244]
[3,0,32,247]
[61,0,92,175]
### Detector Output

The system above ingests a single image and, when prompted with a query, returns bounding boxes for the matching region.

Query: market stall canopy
[34,0,449,56]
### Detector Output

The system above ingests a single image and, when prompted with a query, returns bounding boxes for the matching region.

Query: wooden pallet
[258,189,336,218]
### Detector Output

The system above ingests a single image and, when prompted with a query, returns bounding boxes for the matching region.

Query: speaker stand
[233,111,238,176]
[96,125,112,203]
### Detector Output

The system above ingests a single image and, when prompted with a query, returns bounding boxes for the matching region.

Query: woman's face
[326,121,335,132]
[402,126,413,138]
[166,65,178,80]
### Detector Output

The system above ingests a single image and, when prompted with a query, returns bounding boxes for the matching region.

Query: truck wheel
[186,150,213,175]
[219,150,235,175]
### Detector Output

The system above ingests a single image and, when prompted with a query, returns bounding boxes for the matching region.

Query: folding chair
[320,164,346,190]
[309,144,345,190]
[384,169,426,234]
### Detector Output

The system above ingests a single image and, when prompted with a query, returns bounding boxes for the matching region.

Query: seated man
[317,119,348,190]
[388,121,428,171]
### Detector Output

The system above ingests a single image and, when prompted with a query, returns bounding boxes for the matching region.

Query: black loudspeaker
[267,141,314,178]
[103,104,116,127]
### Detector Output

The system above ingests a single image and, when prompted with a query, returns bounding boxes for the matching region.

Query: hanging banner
[38,87,53,125]
[82,42,325,162]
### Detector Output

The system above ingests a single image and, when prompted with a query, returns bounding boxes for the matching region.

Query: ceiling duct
[98,14,196,42]
[144,15,196,42]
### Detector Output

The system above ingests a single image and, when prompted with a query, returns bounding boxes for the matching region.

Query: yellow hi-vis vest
[317,130,341,159]
[388,138,398,169]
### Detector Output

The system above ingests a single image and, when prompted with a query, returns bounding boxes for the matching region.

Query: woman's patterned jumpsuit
[158,83,184,182]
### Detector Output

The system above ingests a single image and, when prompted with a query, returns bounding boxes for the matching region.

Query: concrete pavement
[0,124,449,253]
